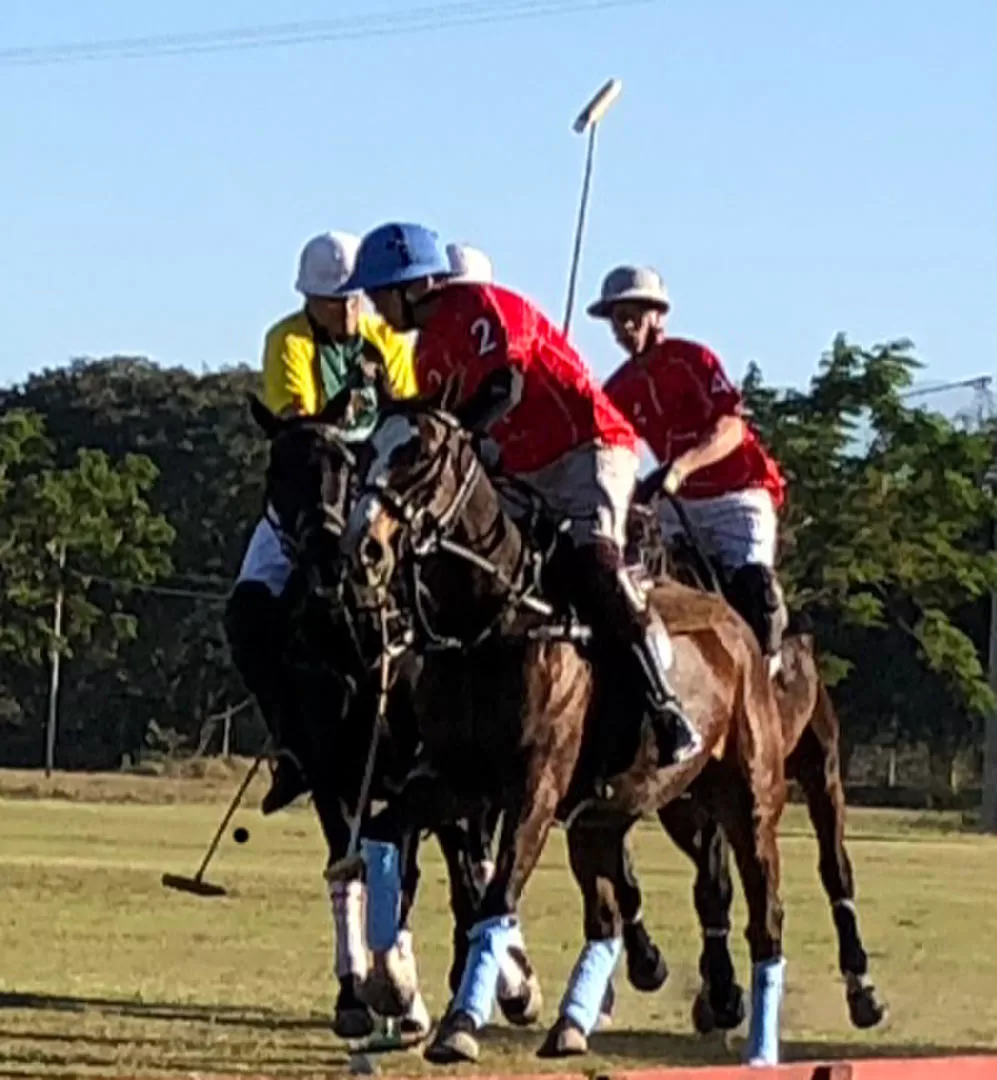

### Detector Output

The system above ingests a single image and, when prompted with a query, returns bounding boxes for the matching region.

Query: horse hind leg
[789,712,887,1029]
[538,818,630,1058]
[658,798,746,1034]
[711,760,787,1067]
[616,837,669,993]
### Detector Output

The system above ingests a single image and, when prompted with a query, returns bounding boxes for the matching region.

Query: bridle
[353,413,553,653]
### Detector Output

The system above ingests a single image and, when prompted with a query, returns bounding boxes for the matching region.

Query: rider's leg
[728,564,787,657]
[225,516,308,814]
[531,444,701,768]
[659,489,786,658]
[567,539,701,765]
[702,489,784,658]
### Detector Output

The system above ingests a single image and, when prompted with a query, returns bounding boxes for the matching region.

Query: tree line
[0,338,994,793]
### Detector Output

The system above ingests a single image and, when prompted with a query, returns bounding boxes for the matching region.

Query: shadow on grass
[0,989,328,1032]
[481,1025,997,1065]
[4,994,996,1075]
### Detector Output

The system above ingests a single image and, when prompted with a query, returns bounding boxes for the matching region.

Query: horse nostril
[360,536,384,567]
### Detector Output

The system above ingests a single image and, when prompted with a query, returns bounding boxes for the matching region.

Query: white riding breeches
[657,488,778,570]
[513,443,640,550]
[237,513,293,597]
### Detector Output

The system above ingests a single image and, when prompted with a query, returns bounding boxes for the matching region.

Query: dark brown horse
[606,507,886,1034]
[251,401,543,1038]
[337,406,790,1066]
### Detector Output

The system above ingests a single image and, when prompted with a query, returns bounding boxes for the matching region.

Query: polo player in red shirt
[590,265,787,660]
[345,223,702,768]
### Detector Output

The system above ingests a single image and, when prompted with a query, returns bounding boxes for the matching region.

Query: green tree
[744,335,997,772]
[0,358,265,759]
[0,409,175,765]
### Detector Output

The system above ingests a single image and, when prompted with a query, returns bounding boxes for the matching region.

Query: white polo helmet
[295,231,362,298]
[587,265,671,319]
[446,242,494,284]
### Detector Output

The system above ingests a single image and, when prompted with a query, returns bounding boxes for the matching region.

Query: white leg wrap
[328,877,368,980]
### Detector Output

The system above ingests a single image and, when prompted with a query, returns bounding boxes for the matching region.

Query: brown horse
[250,400,544,1036]
[606,508,886,1034]
[338,406,790,1066]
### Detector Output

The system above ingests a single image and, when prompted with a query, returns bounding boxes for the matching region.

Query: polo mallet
[323,609,396,885]
[637,464,725,595]
[563,77,623,336]
[161,749,267,898]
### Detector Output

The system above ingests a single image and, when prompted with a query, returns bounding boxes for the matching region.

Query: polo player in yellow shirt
[226,231,417,816]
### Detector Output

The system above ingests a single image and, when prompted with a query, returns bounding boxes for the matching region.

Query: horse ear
[249,394,282,440]
[317,386,353,426]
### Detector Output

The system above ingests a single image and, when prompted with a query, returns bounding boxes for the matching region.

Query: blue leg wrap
[746,957,786,1066]
[560,938,623,1035]
[453,915,521,1029]
[361,840,400,953]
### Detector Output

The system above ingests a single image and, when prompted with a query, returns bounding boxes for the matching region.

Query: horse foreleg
[659,797,746,1034]
[538,818,631,1058]
[789,710,887,1029]
[449,807,543,1028]
[311,787,374,1040]
[425,776,559,1065]
[355,801,422,1020]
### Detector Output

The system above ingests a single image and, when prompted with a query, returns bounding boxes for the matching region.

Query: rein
[363,430,554,654]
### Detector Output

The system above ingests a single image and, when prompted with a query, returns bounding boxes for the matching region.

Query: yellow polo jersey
[261,309,417,417]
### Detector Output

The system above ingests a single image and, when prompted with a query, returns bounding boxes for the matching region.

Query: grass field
[1,764,996,1078]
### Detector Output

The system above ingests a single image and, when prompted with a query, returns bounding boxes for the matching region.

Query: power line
[0,0,658,68]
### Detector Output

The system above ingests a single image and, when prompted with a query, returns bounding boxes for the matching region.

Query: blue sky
[1,0,994,393]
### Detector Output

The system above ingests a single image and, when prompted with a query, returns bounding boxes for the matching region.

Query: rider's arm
[668,413,746,484]
[262,318,318,417]
[360,314,419,401]
[666,344,745,486]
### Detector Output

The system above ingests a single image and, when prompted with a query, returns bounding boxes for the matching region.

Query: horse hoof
[499,971,543,1027]
[624,922,669,993]
[627,945,668,992]
[334,1005,375,1040]
[691,990,716,1035]
[848,984,887,1029]
[693,983,746,1034]
[538,1016,588,1058]
[358,947,417,1019]
[424,1010,479,1064]
[333,977,375,1039]
[399,992,432,1042]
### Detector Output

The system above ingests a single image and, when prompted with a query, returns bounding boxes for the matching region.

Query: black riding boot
[225,582,309,815]
[726,563,787,661]
[565,541,702,768]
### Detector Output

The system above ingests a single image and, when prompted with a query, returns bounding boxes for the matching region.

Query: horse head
[341,403,472,582]
[250,391,361,591]
[341,401,526,649]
